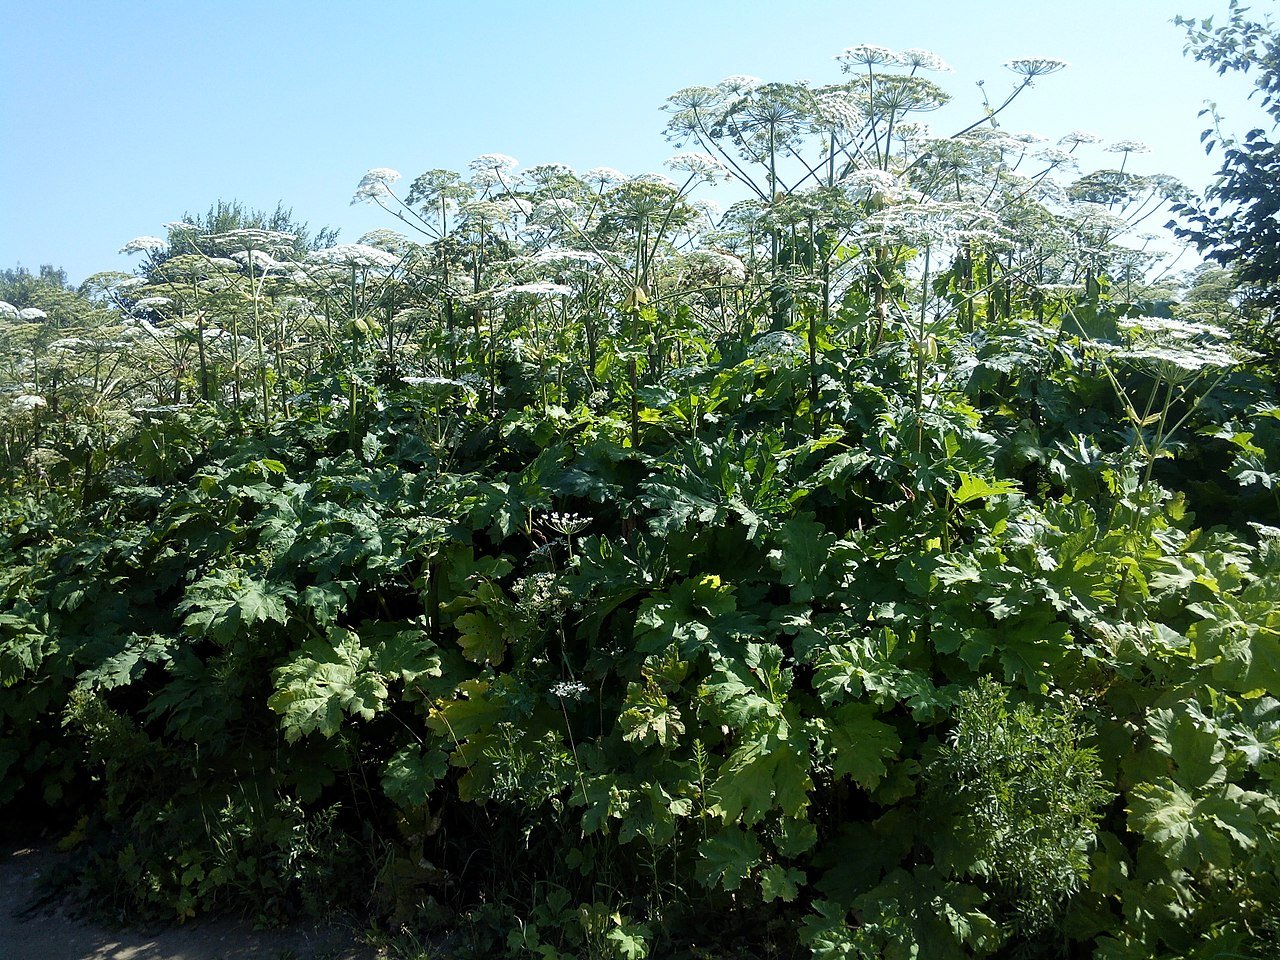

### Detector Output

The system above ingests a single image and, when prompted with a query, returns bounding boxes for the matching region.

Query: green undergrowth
[2,302,1279,958]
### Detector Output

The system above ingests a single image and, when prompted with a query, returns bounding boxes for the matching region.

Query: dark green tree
[172,199,339,258]
[0,264,99,328]
[1172,2,1280,329]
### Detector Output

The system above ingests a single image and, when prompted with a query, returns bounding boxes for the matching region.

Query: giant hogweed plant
[1,41,1279,960]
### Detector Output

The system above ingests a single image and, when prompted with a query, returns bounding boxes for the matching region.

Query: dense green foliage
[1174,0,1280,326]
[2,37,1279,960]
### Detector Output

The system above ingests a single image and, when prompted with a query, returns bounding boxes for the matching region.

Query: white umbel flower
[468,153,518,175]
[1059,130,1103,147]
[1106,139,1151,154]
[120,236,167,255]
[499,281,573,299]
[900,48,953,72]
[12,394,46,412]
[549,680,589,701]
[352,167,402,204]
[836,44,903,69]
[665,152,728,180]
[308,244,400,269]
[1004,57,1069,78]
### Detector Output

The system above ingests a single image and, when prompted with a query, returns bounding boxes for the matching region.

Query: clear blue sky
[0,0,1263,285]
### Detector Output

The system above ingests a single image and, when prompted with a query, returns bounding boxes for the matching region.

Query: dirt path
[1,843,383,960]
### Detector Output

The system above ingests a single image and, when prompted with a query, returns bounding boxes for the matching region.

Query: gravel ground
[0,842,382,960]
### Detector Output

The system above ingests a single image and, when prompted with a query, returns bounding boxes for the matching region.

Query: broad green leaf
[1146,707,1227,789]
[1127,778,1264,871]
[454,610,506,665]
[759,864,803,902]
[768,515,835,602]
[711,721,812,824]
[426,679,504,740]
[952,472,1019,505]
[382,744,449,808]
[706,644,790,728]
[268,627,388,742]
[828,703,900,789]
[696,826,762,891]
[0,612,49,686]
[619,683,685,748]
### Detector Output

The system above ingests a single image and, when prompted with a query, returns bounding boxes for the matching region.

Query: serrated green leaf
[454,610,506,665]
[382,744,449,808]
[696,826,762,891]
[952,472,1019,505]
[828,703,900,789]
[268,627,388,742]
[760,864,803,902]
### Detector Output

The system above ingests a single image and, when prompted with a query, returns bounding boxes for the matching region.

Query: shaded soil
[1,841,383,960]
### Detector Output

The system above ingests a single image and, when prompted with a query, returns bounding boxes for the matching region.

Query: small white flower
[49,337,90,351]
[207,228,297,253]
[401,375,465,387]
[522,162,576,185]
[546,511,590,535]
[132,296,173,311]
[1106,139,1151,154]
[665,152,728,180]
[132,403,191,416]
[583,166,626,187]
[683,250,746,281]
[352,167,401,204]
[12,394,46,412]
[1004,57,1069,78]
[308,244,400,269]
[813,91,865,132]
[18,307,47,321]
[230,249,284,273]
[1034,146,1077,165]
[692,198,722,220]
[500,281,573,299]
[1059,130,1102,147]
[549,680,589,701]
[630,172,678,190]
[467,153,518,175]
[841,168,900,193]
[163,221,200,231]
[750,330,806,359]
[1119,316,1230,340]
[530,248,605,268]
[899,48,953,72]
[0,301,18,319]
[358,166,401,187]
[1111,343,1242,373]
[359,228,411,252]
[836,44,903,69]
[120,236,167,255]
[533,197,582,221]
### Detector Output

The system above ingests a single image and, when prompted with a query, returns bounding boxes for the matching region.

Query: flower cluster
[352,167,402,204]
[1004,57,1069,78]
[499,281,573,299]
[546,511,590,536]
[11,394,46,412]
[1106,139,1151,155]
[665,152,729,181]
[119,236,167,255]
[549,680,589,701]
[308,244,400,270]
